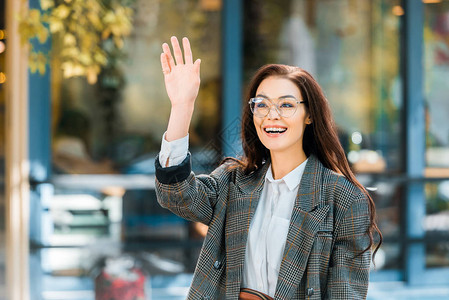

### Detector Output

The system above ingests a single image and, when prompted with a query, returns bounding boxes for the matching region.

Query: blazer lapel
[274,155,330,299]
[225,163,269,299]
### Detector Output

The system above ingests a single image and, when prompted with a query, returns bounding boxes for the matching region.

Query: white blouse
[159,132,307,297]
[242,161,307,296]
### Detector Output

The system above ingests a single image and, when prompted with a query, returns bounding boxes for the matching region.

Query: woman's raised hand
[161,36,201,108]
[161,36,201,142]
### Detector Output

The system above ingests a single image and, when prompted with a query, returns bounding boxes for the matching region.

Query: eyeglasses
[248,97,306,118]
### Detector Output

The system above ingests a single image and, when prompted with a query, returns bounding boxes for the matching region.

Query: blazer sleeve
[154,152,232,226]
[326,192,372,299]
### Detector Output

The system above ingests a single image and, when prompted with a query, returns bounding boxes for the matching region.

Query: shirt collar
[265,158,308,191]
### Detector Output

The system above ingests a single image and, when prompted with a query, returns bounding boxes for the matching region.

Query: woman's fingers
[182,37,193,65]
[162,37,197,76]
[162,43,175,69]
[171,36,184,65]
[160,53,170,76]
[194,58,201,75]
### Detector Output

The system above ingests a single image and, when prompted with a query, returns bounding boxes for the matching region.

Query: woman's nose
[267,105,281,119]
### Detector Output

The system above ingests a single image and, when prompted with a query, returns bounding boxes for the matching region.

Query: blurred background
[1,0,449,299]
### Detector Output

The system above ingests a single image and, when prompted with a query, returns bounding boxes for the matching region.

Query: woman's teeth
[264,127,287,133]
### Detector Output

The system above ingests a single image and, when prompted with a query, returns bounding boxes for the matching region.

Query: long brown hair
[238,64,382,260]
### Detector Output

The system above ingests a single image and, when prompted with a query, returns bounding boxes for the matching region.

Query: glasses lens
[250,97,299,117]
[277,98,298,118]
[250,98,270,117]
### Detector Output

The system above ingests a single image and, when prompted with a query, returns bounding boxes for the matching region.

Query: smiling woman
[251,76,311,179]
[154,38,382,299]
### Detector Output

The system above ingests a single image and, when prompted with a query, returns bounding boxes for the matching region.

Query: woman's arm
[156,36,227,225]
[161,36,201,144]
[326,192,372,299]
[155,152,232,225]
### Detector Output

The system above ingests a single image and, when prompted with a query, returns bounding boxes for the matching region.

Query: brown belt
[239,288,274,300]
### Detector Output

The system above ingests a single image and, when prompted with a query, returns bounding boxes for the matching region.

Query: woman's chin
[261,144,285,153]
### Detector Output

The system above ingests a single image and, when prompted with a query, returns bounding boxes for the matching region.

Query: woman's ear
[306,116,312,125]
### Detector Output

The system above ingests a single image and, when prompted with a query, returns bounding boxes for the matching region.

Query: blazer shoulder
[207,157,243,184]
[216,157,270,184]
[321,166,366,206]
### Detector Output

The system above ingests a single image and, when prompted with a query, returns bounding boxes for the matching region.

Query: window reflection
[46,1,221,298]
[424,0,449,270]
[359,176,403,270]
[41,184,198,298]
[52,0,222,175]
[425,1,449,169]
[425,181,449,268]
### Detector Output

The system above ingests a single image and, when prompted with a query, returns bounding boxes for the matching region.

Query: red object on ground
[95,267,145,300]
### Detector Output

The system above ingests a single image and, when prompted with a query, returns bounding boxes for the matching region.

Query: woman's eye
[280,102,293,108]
[256,103,268,108]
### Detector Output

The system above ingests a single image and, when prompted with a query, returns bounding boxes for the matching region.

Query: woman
[155,36,381,300]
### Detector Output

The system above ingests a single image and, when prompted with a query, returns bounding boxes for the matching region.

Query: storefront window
[42,0,221,298]
[51,0,222,175]
[27,0,449,297]
[424,0,449,269]
[243,0,402,271]
[40,185,196,299]
[425,180,449,268]
[424,1,449,160]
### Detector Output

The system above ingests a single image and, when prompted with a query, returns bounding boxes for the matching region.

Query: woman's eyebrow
[279,95,297,99]
[255,94,297,99]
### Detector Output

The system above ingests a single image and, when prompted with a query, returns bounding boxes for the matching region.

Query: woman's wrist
[171,101,195,111]
[165,105,194,142]
[165,128,189,142]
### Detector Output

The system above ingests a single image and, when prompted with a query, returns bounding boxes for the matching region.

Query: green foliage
[18,0,134,84]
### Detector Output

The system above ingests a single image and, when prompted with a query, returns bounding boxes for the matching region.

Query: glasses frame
[248,97,307,118]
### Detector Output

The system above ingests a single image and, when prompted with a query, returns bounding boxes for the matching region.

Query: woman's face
[253,76,311,156]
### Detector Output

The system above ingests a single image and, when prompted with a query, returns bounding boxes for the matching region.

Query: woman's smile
[263,125,288,137]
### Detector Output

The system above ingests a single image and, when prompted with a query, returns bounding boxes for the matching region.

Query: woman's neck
[270,149,308,180]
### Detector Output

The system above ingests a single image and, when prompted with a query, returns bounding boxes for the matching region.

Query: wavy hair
[234,64,382,261]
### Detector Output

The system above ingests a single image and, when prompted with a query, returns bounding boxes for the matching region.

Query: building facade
[1,0,449,299]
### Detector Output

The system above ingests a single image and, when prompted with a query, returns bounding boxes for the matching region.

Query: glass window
[424,0,449,269]
[51,0,222,175]
[425,180,449,268]
[41,1,221,298]
[424,1,449,171]
[39,183,198,299]
[243,0,402,272]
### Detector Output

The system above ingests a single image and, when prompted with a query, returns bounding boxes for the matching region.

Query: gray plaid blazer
[155,154,371,300]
